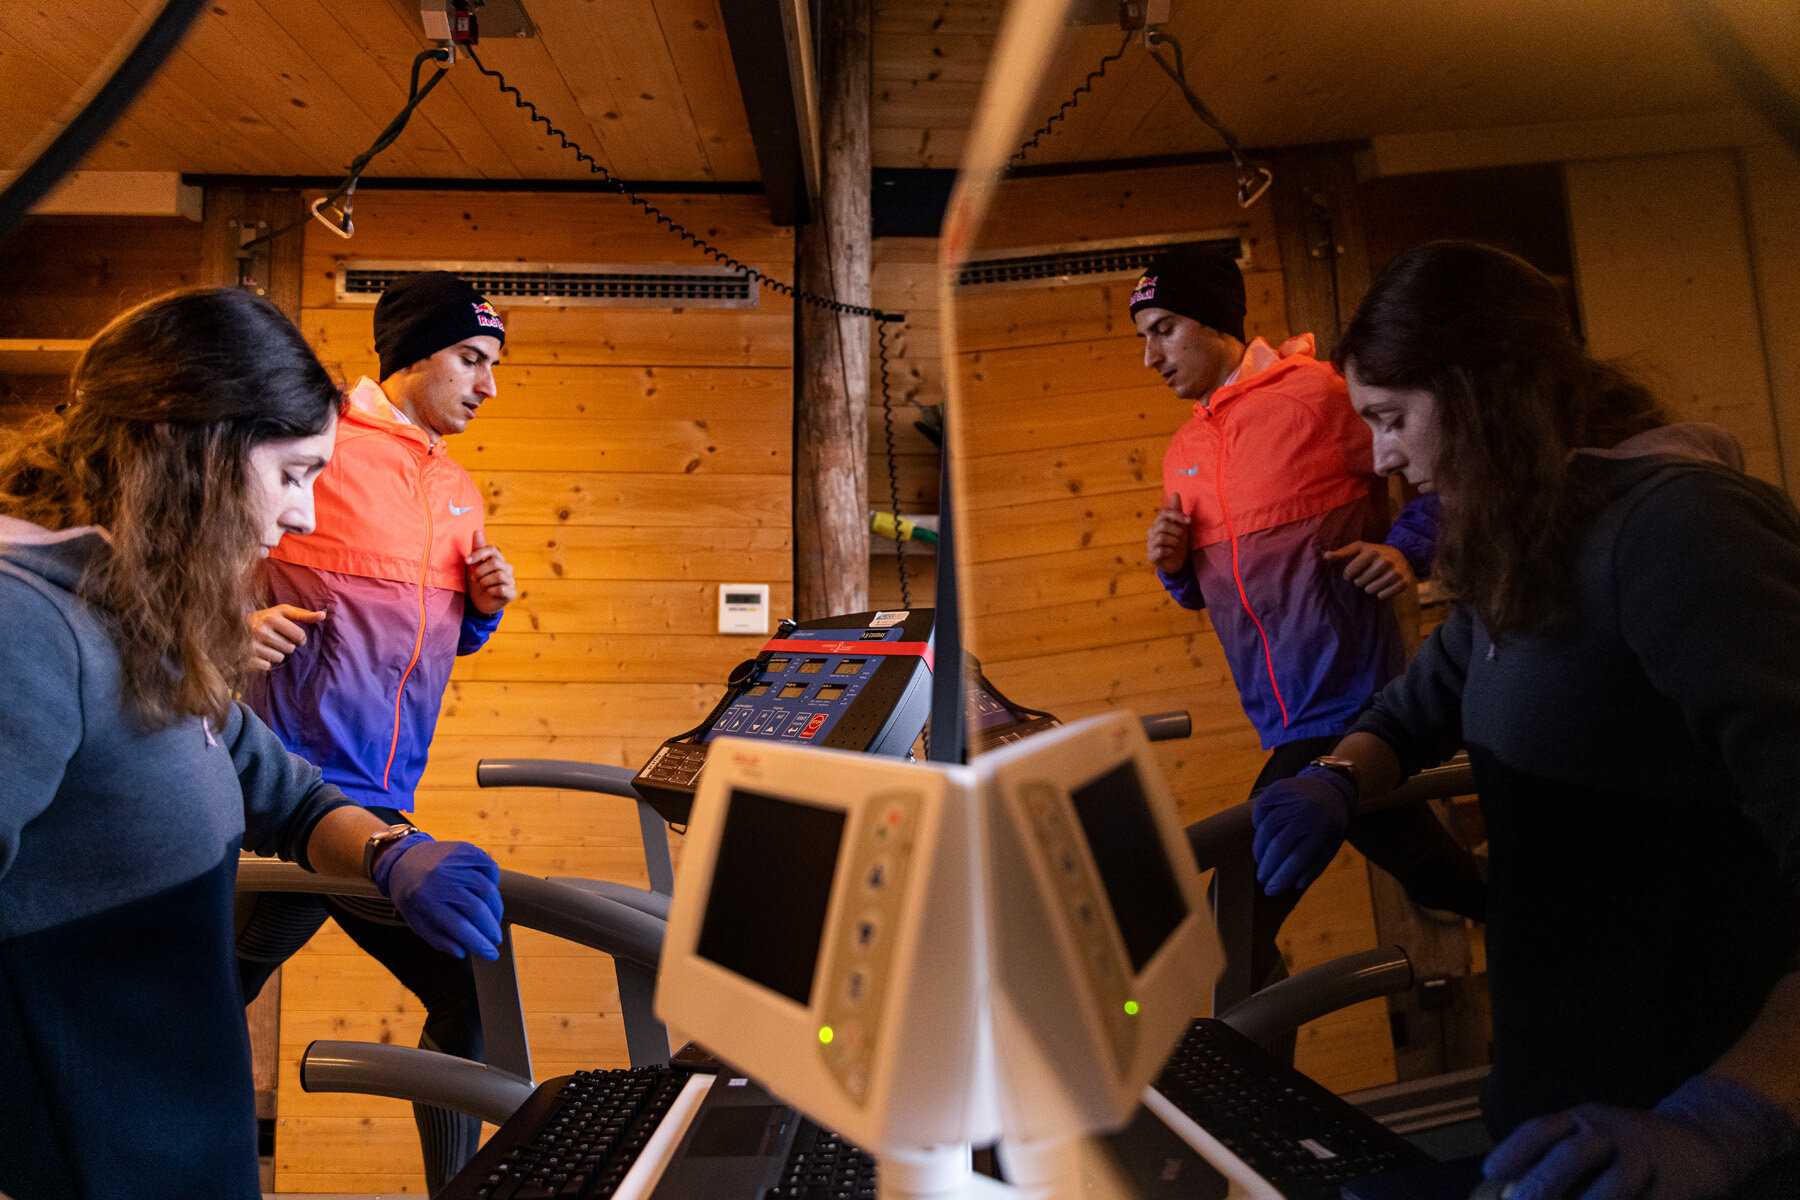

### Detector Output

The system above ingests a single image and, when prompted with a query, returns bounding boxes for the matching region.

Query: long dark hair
[1336,241,1666,635]
[0,288,339,728]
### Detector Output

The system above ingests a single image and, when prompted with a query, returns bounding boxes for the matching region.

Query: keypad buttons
[818,790,923,1108]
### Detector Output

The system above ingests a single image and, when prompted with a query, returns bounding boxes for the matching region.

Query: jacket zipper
[1212,419,1291,729]
[383,450,433,790]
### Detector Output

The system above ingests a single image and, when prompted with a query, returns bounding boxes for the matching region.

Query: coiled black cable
[466,44,902,327]
[1011,29,1134,168]
[877,319,910,608]
[464,43,920,601]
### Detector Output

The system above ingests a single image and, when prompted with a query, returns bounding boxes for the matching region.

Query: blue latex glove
[372,832,505,961]
[1484,1072,1800,1200]
[1250,765,1356,895]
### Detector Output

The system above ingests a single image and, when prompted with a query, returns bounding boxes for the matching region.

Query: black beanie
[1127,246,1246,343]
[374,271,506,380]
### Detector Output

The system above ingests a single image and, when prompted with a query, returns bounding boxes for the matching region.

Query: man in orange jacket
[237,271,517,1189]
[1132,246,1482,1004]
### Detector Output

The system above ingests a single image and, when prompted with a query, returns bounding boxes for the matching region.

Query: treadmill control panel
[704,630,906,747]
[633,610,935,825]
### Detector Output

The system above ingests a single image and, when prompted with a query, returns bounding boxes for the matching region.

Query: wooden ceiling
[2,0,1793,187]
[0,0,758,182]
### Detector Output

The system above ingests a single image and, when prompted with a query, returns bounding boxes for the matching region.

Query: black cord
[1012,29,1134,168]
[241,47,454,250]
[1676,0,1800,156]
[466,44,901,327]
[877,319,910,608]
[465,44,923,606]
[0,0,210,246]
[1142,31,1269,206]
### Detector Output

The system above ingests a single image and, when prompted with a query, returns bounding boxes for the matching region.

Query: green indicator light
[1123,1000,1140,1016]
[819,1026,835,1045]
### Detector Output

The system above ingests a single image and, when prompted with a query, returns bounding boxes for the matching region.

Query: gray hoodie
[1353,423,1800,1139]
[0,515,348,940]
[0,515,353,1200]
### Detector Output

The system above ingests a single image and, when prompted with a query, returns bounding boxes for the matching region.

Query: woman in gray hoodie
[1251,241,1800,1199]
[0,288,506,1200]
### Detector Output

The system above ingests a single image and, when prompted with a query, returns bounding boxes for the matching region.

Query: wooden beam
[717,0,821,225]
[793,0,872,619]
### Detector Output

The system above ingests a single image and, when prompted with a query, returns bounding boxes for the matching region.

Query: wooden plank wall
[951,163,1394,1094]
[275,188,793,1192]
[1565,149,1796,493]
[0,215,206,424]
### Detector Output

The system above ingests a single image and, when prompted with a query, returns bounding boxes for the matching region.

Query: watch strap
[1307,756,1361,802]
[364,822,422,881]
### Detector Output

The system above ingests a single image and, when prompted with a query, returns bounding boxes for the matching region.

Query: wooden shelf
[0,338,90,375]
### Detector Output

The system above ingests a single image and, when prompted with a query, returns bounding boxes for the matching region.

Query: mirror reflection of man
[1131,246,1482,1006]
[237,271,517,1190]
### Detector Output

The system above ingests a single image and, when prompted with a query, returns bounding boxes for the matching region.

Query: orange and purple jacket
[245,379,502,810]
[1157,335,1420,748]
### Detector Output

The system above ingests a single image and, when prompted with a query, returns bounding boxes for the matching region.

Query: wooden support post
[1267,148,1373,357]
[793,0,872,621]
[199,186,306,322]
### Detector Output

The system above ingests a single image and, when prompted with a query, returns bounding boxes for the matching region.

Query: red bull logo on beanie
[1129,273,1158,308]
[472,300,504,333]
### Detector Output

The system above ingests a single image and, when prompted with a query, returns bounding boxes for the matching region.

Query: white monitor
[655,738,999,1168]
[977,711,1221,1148]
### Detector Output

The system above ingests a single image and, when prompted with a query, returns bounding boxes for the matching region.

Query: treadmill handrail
[300,1041,535,1127]
[1186,755,1474,873]
[477,757,645,798]
[476,757,675,897]
[1218,945,1414,1048]
[234,859,665,971]
[238,859,671,1124]
[1189,753,1474,1015]
[1138,710,1192,742]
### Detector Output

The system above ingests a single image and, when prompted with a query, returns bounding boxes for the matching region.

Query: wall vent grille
[955,234,1246,290]
[336,260,757,308]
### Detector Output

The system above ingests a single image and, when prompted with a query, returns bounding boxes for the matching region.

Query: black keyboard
[444,1065,692,1200]
[1152,1018,1430,1200]
[761,1119,878,1200]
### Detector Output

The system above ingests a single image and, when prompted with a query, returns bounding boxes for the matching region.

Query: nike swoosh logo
[449,502,475,515]
[1176,463,1199,476]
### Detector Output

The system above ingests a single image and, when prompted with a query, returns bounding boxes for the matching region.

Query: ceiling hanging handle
[1237,167,1272,209]
[310,197,355,239]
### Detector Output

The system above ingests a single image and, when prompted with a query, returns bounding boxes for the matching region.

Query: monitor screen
[1069,761,1187,974]
[696,788,847,1005]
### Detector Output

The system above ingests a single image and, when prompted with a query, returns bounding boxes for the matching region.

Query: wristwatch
[364,822,422,880]
[1307,755,1361,798]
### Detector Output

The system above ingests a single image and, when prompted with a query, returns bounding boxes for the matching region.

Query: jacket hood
[0,516,109,592]
[1573,422,1747,497]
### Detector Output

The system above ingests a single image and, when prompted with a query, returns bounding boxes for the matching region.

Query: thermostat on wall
[718,584,770,635]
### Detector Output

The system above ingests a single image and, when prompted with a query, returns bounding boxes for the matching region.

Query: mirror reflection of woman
[0,288,504,1200]
[1252,241,1800,1198]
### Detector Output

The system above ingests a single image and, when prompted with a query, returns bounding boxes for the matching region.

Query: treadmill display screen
[1070,762,1186,974]
[697,788,847,1005]
[972,681,1017,731]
